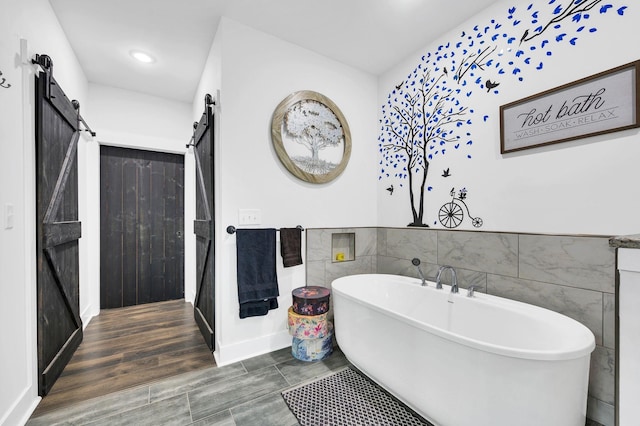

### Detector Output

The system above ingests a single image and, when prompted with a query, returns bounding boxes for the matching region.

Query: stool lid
[292,286,330,299]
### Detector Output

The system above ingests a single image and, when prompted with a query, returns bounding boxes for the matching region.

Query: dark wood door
[35,58,83,396]
[100,146,185,309]
[193,95,215,351]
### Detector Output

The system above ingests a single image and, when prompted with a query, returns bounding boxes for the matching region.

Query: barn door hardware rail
[31,53,96,137]
[186,93,215,148]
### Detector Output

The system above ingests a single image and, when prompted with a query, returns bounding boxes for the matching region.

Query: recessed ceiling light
[130,50,155,64]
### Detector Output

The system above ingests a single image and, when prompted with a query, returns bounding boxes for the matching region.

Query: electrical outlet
[238,209,261,225]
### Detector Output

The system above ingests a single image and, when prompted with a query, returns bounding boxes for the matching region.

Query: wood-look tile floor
[32,300,215,416]
[27,346,350,426]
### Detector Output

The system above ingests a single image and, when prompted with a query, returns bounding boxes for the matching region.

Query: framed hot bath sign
[500,60,640,154]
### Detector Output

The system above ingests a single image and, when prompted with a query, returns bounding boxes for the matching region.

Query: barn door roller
[32,53,96,137]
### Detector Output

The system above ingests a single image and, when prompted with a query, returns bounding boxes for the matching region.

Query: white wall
[87,83,196,303]
[0,1,89,424]
[377,0,640,236]
[195,18,378,365]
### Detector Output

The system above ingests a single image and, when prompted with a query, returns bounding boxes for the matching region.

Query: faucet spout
[411,258,427,286]
[436,265,458,293]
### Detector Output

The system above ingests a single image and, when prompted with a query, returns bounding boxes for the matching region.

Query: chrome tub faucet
[436,265,458,293]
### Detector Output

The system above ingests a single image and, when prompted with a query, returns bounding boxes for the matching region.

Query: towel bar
[226,225,304,234]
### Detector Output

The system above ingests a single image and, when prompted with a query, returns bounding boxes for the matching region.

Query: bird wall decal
[485,80,500,92]
[386,184,394,195]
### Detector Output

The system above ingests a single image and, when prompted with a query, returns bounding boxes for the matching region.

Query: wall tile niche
[331,232,355,262]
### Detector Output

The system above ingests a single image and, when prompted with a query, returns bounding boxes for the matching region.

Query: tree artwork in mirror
[271,90,351,184]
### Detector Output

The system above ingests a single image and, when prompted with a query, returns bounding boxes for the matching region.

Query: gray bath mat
[281,367,433,426]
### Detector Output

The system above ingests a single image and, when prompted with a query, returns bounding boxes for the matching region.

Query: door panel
[35,57,83,396]
[193,94,215,351]
[100,146,185,308]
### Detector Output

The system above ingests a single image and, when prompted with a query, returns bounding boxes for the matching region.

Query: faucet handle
[466,284,485,297]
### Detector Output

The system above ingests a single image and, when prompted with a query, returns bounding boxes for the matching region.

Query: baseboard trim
[1,384,40,426]
[214,330,291,366]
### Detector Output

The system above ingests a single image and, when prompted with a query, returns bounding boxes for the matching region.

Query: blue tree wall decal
[378,0,628,228]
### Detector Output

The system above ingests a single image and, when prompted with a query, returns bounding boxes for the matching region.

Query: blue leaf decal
[467,155,472,159]
[428,187,433,191]
[514,20,521,26]
[600,4,613,13]
[618,6,627,15]
[455,144,460,149]
[541,40,549,48]
[573,13,582,23]
[509,7,516,14]
[483,115,489,122]
[507,37,516,44]
[513,68,521,75]
[524,57,531,64]
[516,50,524,57]
[589,28,597,33]
[467,141,473,145]
[570,37,578,45]
[577,26,585,32]
[556,33,566,41]
[553,5,562,14]
[536,62,543,70]
[498,69,505,74]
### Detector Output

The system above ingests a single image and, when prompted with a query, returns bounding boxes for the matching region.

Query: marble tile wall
[306,227,616,426]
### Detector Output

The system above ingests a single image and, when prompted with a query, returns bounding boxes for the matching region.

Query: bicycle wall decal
[438,187,483,229]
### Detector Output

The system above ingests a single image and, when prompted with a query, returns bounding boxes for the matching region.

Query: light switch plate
[238,209,261,225]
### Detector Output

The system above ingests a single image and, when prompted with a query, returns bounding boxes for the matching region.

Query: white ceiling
[49,0,499,103]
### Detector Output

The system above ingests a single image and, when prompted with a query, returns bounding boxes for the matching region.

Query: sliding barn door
[193,94,215,351]
[35,56,83,396]
[100,146,185,309]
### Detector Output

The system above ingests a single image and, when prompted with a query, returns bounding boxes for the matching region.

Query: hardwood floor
[32,300,215,416]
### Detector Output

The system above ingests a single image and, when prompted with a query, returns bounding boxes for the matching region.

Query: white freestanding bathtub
[332,274,595,426]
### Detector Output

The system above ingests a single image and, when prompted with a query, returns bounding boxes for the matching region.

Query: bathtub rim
[332,273,596,361]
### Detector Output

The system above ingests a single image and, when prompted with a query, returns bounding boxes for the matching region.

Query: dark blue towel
[235,229,279,318]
